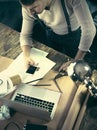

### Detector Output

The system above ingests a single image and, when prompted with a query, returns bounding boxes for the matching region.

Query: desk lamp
[67,60,97,97]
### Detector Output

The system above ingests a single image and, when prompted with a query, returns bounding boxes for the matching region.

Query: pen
[31,84,51,86]
[53,79,62,93]
[25,78,43,84]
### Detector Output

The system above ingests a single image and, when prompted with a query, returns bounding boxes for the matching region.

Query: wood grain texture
[0,23,21,59]
[0,23,71,71]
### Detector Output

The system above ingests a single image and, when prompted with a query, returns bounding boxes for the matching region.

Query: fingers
[24,56,37,69]
[28,58,35,66]
[59,64,66,72]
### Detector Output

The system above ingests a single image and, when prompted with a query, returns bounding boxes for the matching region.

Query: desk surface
[0,23,87,130]
[0,23,71,71]
[0,56,87,130]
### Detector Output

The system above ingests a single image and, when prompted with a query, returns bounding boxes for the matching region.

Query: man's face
[23,0,48,15]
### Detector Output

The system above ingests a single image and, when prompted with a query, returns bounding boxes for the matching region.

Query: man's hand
[21,45,38,69]
[59,49,86,72]
[59,60,73,72]
[24,55,36,69]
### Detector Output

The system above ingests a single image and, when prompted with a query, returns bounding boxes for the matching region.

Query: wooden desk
[0,23,70,70]
[0,23,88,130]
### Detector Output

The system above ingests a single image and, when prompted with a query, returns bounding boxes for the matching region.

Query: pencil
[31,84,51,86]
[25,78,43,84]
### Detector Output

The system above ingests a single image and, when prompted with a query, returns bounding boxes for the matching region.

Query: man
[19,0,96,70]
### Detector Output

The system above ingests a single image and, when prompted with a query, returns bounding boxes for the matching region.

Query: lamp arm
[84,78,97,97]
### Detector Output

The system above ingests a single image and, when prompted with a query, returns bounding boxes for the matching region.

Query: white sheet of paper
[0,48,56,84]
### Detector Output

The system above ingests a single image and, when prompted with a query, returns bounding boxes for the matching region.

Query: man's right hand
[21,45,37,69]
[24,55,36,69]
[59,60,73,72]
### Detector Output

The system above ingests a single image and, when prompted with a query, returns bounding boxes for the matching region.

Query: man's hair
[19,0,35,5]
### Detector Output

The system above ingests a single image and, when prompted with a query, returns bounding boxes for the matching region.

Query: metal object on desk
[73,60,92,82]
[91,69,97,85]
[67,59,97,97]
[53,70,68,93]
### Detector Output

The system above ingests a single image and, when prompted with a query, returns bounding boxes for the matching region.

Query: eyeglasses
[0,79,3,85]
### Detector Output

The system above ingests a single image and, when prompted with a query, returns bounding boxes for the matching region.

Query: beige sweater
[20,0,96,52]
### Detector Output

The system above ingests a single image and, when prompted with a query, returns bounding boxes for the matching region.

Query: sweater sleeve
[20,7,35,47]
[71,0,96,51]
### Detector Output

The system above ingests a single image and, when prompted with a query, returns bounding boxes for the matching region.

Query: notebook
[0,83,61,121]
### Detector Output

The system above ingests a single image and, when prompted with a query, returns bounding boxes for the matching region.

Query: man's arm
[73,0,96,60]
[20,7,36,68]
[21,45,31,57]
[74,50,86,60]
[59,0,96,71]
[20,7,35,47]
